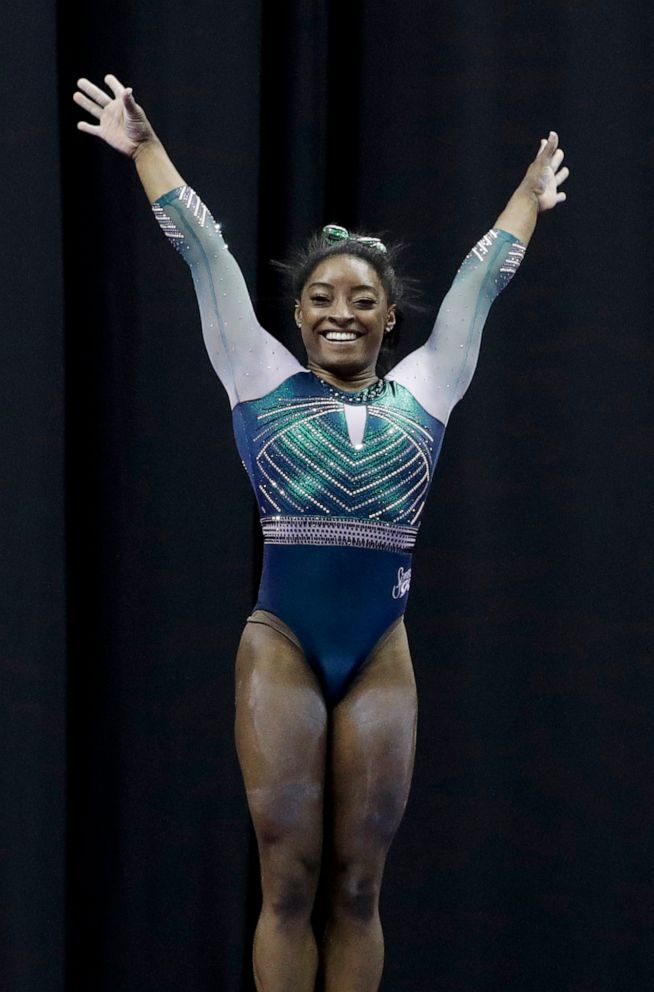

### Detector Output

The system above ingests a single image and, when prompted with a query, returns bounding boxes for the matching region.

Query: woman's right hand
[73,74,156,158]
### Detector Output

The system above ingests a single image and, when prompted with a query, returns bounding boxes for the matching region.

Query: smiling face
[294,254,396,388]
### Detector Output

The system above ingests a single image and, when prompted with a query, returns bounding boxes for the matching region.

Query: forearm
[494,183,539,246]
[133,137,185,203]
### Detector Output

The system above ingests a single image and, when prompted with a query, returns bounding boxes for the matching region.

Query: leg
[324,620,417,992]
[235,619,328,992]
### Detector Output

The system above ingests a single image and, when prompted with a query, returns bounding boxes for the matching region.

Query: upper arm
[153,186,303,407]
[388,230,525,424]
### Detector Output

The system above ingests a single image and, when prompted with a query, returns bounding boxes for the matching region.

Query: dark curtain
[2,2,652,991]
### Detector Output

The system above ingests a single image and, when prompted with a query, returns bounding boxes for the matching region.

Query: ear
[294,300,302,328]
[385,303,397,332]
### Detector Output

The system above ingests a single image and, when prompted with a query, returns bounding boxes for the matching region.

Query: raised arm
[73,74,302,408]
[74,74,184,198]
[388,132,569,425]
[495,131,568,244]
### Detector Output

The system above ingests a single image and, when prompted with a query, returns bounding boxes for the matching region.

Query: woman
[74,73,568,992]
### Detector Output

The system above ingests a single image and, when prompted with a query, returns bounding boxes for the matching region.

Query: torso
[233,371,446,704]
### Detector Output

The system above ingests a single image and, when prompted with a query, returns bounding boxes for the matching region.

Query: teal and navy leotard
[153,187,525,704]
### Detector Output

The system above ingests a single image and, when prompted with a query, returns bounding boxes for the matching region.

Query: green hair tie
[322,224,387,253]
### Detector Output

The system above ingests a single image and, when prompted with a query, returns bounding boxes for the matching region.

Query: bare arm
[133,140,185,204]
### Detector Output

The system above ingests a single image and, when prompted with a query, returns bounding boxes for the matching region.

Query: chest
[234,379,445,525]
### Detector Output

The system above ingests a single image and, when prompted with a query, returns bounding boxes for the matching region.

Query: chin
[323,346,359,365]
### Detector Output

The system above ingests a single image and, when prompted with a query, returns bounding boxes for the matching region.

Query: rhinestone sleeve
[387,228,525,424]
[152,186,302,408]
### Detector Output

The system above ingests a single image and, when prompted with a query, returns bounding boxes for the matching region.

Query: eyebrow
[307,281,379,293]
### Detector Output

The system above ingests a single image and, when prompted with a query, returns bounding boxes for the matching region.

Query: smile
[322,331,361,342]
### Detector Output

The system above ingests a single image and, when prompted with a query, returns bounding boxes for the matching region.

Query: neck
[307,360,379,392]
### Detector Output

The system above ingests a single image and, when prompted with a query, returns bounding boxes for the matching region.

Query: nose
[327,300,354,325]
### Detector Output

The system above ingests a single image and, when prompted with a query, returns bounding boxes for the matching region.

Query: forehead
[304,254,383,293]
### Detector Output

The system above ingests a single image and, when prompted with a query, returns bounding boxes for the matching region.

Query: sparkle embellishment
[261,516,418,552]
[241,378,440,525]
[471,229,500,262]
[499,241,526,275]
[152,203,185,249]
[314,374,386,404]
[465,229,526,292]
[322,224,387,253]
[152,186,223,256]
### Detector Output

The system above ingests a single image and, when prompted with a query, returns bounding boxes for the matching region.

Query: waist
[260,514,419,552]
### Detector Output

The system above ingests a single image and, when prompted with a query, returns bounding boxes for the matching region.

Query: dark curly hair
[273,229,417,375]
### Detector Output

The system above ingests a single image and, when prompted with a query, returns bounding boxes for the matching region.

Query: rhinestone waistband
[260,515,418,552]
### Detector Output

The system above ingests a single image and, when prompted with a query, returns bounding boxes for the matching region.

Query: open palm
[527,131,569,213]
[73,74,153,157]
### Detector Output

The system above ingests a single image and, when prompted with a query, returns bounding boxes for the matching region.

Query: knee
[331,862,381,923]
[262,852,321,922]
[329,794,407,924]
[249,783,323,921]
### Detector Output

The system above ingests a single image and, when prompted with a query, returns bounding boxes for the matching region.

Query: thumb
[123,87,138,114]
[537,130,558,161]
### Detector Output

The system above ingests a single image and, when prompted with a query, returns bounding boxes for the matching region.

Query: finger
[104,73,127,98]
[76,120,102,136]
[556,191,567,203]
[122,87,138,112]
[73,90,103,120]
[76,77,110,107]
[555,165,570,187]
[551,148,565,171]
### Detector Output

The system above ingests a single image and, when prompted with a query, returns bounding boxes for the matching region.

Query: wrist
[495,185,539,246]
[514,181,541,209]
[133,136,185,202]
[132,133,164,163]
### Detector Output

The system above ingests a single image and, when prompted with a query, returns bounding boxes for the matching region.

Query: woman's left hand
[522,131,570,212]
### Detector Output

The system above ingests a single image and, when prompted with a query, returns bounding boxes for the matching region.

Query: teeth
[324,331,358,341]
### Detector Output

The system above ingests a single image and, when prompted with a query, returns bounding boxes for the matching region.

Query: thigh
[235,619,328,852]
[330,620,418,859]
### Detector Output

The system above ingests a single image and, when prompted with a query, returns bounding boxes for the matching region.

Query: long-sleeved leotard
[153,186,525,704]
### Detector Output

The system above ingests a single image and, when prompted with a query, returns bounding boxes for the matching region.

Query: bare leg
[323,621,417,992]
[235,620,327,992]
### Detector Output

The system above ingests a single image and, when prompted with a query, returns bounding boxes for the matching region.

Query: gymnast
[74,73,568,992]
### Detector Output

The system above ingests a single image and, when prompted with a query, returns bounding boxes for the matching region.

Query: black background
[2,2,653,990]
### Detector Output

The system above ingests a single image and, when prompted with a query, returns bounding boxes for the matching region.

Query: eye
[354,298,376,309]
[310,294,330,305]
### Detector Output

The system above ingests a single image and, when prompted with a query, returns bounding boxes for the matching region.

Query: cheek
[299,325,315,353]
[367,318,387,343]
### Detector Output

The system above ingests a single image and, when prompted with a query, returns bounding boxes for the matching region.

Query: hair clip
[322,224,387,253]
